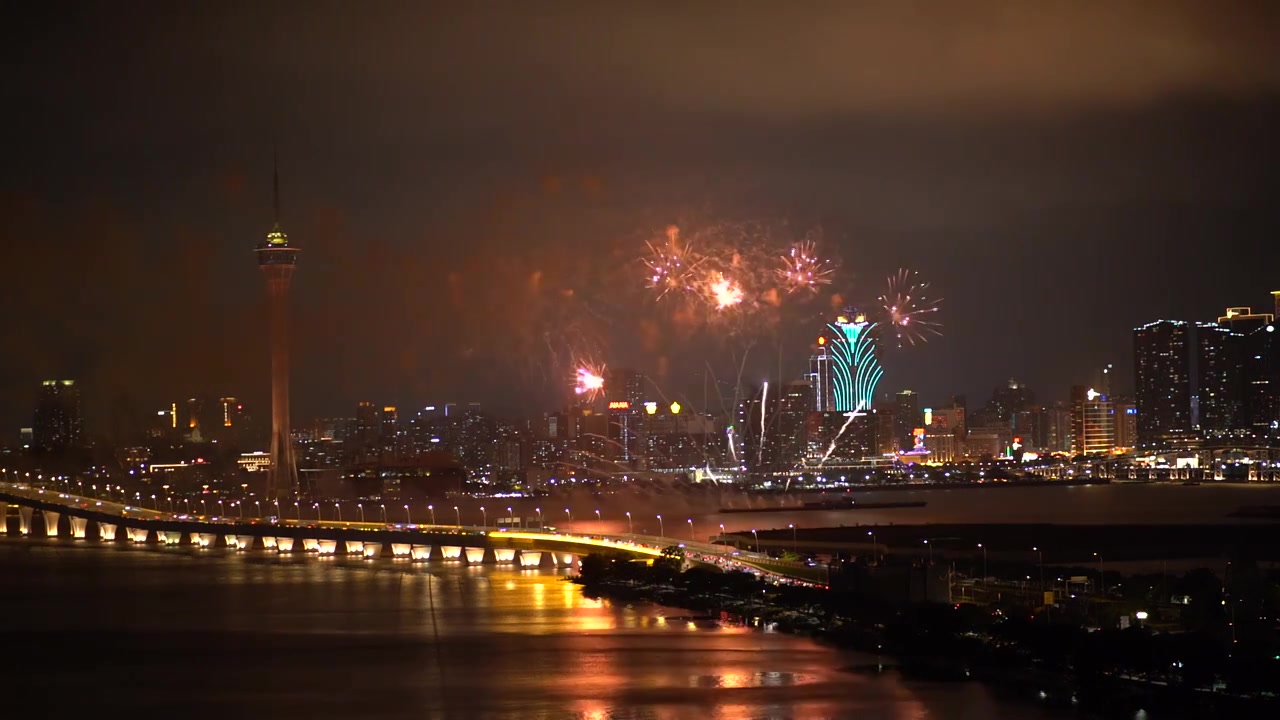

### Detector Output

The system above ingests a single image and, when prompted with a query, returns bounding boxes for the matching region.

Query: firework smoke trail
[756,381,769,468]
[819,408,866,467]
[879,268,943,346]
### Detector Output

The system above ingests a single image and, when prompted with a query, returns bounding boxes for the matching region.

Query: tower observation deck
[255,161,299,500]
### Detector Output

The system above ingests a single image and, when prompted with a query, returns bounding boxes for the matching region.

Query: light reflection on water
[0,540,1070,719]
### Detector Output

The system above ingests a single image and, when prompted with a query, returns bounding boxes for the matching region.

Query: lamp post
[334,503,342,522]
[563,508,570,532]
[481,506,487,528]
[625,511,632,534]
[595,509,602,526]
[255,500,261,518]
[656,514,664,537]
[751,528,760,553]
[719,523,725,540]
[867,530,877,564]
[978,543,988,584]
[923,539,932,565]
[536,507,543,528]
[293,501,299,521]
[357,503,364,522]
[313,503,321,521]
[184,498,191,513]
[687,518,694,540]
[235,501,244,519]
[380,504,387,523]
[151,494,158,510]
[1032,546,1044,593]
[167,496,174,512]
[405,504,412,524]
[202,499,209,516]
[274,499,280,518]
[453,505,460,526]
[1093,551,1104,594]
[429,504,436,525]
[507,506,513,528]
[789,523,797,554]
[218,500,225,516]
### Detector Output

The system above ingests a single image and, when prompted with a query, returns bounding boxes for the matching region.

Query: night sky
[4,1,1280,437]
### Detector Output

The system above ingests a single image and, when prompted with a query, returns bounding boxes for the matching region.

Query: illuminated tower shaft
[256,165,299,500]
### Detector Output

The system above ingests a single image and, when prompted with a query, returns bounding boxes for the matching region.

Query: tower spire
[273,151,280,225]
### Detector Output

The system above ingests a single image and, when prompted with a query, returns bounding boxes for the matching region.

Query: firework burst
[879,268,942,345]
[776,239,836,295]
[573,364,606,400]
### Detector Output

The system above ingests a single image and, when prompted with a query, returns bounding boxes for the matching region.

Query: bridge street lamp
[405,504,412,524]
[1032,546,1044,593]
[751,528,759,553]
[357,503,364,523]
[453,505,460,526]
[202,499,209,515]
[867,530,876,564]
[380,504,387,523]
[789,523,796,554]
[978,543,987,584]
[481,506,487,528]
[563,508,570,532]
[313,502,321,521]
[151,494,158,511]
[923,539,932,565]
[274,499,280,519]
[536,507,543,528]
[595,509,601,526]
[625,511,632,534]
[507,506,512,528]
[183,499,191,513]
[334,503,342,522]
[687,518,694,541]
[656,514,663,537]
[429,505,436,525]
[255,501,261,518]
[218,500,225,516]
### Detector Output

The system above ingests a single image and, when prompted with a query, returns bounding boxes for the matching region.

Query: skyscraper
[894,390,920,452]
[1195,322,1243,433]
[1133,320,1193,446]
[255,159,299,499]
[813,313,883,413]
[33,380,82,453]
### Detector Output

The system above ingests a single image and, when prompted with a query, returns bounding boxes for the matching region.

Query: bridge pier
[391,543,412,558]
[42,510,60,537]
[410,544,431,561]
[127,527,150,543]
[69,517,87,539]
[301,538,320,553]
[464,547,485,564]
[18,507,32,535]
[274,537,294,553]
[262,536,278,549]
[494,548,516,564]
[96,522,117,541]
[157,530,180,545]
[317,539,337,555]
[196,533,217,548]
[363,543,382,559]
[517,551,542,568]
[345,540,364,555]
[236,535,256,550]
[440,545,462,561]
[557,553,578,568]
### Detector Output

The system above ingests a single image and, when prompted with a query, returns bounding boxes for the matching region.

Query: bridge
[0,482,824,585]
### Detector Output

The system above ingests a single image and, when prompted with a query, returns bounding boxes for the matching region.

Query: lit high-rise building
[1133,320,1193,446]
[255,158,299,499]
[894,390,920,452]
[33,380,82,453]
